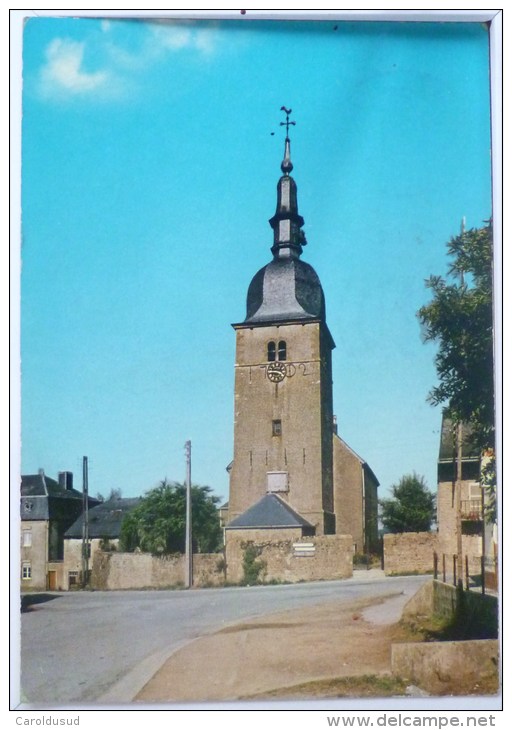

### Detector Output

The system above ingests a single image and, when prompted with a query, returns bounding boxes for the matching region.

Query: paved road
[18,573,428,707]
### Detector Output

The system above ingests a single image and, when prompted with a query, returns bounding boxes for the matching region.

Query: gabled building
[20,470,99,591]
[63,497,140,589]
[333,431,379,555]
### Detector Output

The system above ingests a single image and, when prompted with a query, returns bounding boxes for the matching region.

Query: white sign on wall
[293,542,315,557]
[267,471,288,493]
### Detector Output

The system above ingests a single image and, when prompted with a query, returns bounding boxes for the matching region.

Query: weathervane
[280,106,296,138]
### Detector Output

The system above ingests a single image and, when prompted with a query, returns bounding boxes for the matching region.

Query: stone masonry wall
[88,536,353,589]
[432,580,498,635]
[225,532,353,584]
[91,551,154,590]
[191,553,227,586]
[63,537,121,590]
[392,639,499,695]
[21,521,48,591]
[383,532,437,576]
[229,322,333,535]
[402,579,498,636]
[393,580,499,695]
[90,551,226,590]
[332,436,363,552]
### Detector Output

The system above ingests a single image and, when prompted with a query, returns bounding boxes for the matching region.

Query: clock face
[267,362,286,382]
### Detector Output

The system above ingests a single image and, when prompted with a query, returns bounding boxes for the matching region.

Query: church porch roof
[226,493,313,530]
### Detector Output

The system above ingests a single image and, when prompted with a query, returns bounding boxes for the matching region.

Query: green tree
[417,220,494,451]
[380,473,435,533]
[95,487,123,503]
[119,479,223,555]
[417,220,495,519]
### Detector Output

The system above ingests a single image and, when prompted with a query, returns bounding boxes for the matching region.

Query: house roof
[64,497,140,539]
[438,414,481,462]
[22,473,80,498]
[226,493,313,530]
[21,472,97,521]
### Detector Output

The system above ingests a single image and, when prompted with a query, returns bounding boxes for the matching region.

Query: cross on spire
[280,106,296,139]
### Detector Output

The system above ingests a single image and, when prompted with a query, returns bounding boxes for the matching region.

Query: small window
[267,341,276,361]
[22,562,31,580]
[68,571,79,586]
[278,340,287,361]
[468,483,482,500]
[272,419,282,436]
[22,530,32,548]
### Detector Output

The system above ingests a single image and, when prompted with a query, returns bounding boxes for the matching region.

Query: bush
[242,542,266,585]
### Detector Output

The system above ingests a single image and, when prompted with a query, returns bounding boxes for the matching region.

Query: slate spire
[269,107,306,260]
[243,107,326,325]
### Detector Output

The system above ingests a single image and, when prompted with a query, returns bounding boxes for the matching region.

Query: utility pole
[455,218,465,589]
[184,440,192,588]
[82,456,89,588]
[456,422,463,588]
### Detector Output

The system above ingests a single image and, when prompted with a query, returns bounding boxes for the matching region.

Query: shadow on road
[21,593,62,612]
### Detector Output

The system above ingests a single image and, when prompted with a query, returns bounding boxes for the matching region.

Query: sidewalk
[134,585,412,704]
[349,568,386,581]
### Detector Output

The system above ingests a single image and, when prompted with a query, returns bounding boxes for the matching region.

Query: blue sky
[18,15,492,504]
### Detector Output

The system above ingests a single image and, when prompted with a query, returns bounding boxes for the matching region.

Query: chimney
[58,471,74,491]
[38,468,47,493]
[333,415,338,435]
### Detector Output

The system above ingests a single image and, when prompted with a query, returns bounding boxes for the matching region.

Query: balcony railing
[460,498,483,521]
[433,551,498,594]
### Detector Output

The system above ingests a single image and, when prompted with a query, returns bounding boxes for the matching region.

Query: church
[225,111,379,563]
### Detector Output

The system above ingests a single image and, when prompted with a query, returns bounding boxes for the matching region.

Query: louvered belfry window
[267,340,287,361]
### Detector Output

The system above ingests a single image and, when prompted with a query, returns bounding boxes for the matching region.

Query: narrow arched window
[278,340,287,361]
[267,341,276,362]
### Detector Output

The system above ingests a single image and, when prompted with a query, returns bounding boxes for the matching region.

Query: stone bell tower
[228,109,336,535]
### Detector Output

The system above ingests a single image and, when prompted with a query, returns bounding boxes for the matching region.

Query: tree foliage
[417,221,494,452]
[380,473,435,533]
[119,479,223,555]
[95,487,123,503]
[417,220,496,521]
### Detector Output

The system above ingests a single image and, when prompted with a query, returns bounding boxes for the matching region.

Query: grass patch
[397,613,451,642]
[386,570,433,577]
[243,673,409,700]
[399,610,497,642]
